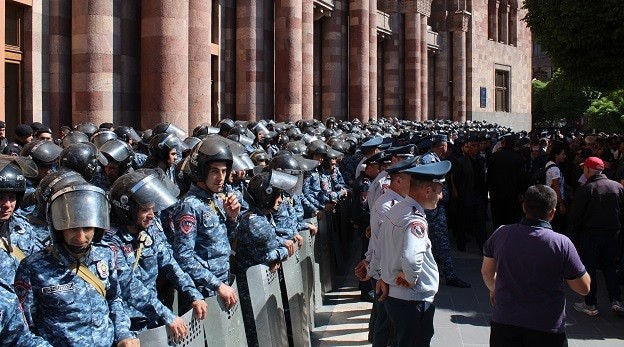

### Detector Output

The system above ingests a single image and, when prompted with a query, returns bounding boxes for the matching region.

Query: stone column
[450,11,470,122]
[49,0,72,130]
[420,14,428,121]
[383,13,403,118]
[0,0,4,122]
[24,0,47,124]
[349,0,370,122]
[322,0,348,121]
[434,31,450,120]
[221,0,236,118]
[301,0,314,120]
[368,0,377,120]
[274,0,303,122]
[72,0,115,126]
[404,13,421,121]
[236,0,265,121]
[141,0,189,131]
[189,0,212,130]
[263,0,273,119]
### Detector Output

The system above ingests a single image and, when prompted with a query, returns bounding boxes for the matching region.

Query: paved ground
[311,238,624,346]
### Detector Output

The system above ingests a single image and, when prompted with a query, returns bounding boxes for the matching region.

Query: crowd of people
[0,117,622,346]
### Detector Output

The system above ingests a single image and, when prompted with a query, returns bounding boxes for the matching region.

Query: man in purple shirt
[481,184,590,347]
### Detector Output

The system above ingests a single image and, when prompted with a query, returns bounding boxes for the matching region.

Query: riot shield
[298,229,315,329]
[245,264,288,347]
[138,307,204,347]
[281,247,311,346]
[203,276,247,347]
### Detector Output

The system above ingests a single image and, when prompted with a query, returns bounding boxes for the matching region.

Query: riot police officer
[235,169,297,347]
[106,169,207,337]
[168,136,241,311]
[14,184,139,347]
[92,139,136,190]
[58,142,108,183]
[0,157,43,286]
[143,132,187,190]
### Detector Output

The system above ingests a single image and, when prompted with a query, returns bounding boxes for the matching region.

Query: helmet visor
[100,140,132,162]
[270,170,301,196]
[129,173,178,212]
[49,185,110,231]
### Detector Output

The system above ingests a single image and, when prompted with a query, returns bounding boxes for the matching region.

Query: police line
[138,212,342,347]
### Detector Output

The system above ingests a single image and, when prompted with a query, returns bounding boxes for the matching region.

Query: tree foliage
[532,71,600,123]
[586,90,624,133]
[523,0,624,92]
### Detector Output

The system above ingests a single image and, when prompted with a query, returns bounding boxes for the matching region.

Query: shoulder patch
[14,280,30,304]
[409,220,427,238]
[179,215,196,235]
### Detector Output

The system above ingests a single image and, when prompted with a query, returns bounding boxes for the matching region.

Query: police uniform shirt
[171,184,238,296]
[14,243,135,346]
[379,196,439,303]
[367,169,390,210]
[366,187,404,280]
[105,222,203,327]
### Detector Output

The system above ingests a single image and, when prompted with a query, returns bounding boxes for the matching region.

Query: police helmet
[20,140,63,166]
[48,184,109,248]
[61,131,90,148]
[58,142,108,181]
[74,123,98,138]
[153,122,186,139]
[246,170,299,210]
[35,170,87,220]
[250,150,269,166]
[91,130,118,149]
[188,136,233,182]
[183,137,202,153]
[218,119,235,133]
[307,139,328,156]
[109,169,179,225]
[114,126,142,144]
[99,139,135,174]
[0,159,27,207]
[148,133,187,161]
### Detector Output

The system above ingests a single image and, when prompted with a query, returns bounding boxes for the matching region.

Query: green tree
[523,0,624,92]
[586,90,624,133]
[537,71,600,124]
[531,79,547,123]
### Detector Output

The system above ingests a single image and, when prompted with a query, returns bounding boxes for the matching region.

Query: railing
[427,29,440,50]
[377,10,393,35]
[313,0,334,11]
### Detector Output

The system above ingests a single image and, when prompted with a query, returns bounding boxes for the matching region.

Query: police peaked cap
[431,134,448,145]
[400,160,452,183]
[360,136,383,150]
[386,156,419,174]
[387,144,416,157]
[363,151,386,165]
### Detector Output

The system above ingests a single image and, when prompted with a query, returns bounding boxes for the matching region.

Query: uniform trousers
[384,296,435,347]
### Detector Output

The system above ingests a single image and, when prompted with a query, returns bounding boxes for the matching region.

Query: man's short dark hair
[523,185,557,220]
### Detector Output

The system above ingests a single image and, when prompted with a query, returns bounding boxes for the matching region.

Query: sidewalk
[311,240,624,346]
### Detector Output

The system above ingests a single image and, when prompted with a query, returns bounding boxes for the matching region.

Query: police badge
[144,234,153,247]
[97,261,109,279]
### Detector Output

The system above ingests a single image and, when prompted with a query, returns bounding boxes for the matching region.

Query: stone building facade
[2,0,532,136]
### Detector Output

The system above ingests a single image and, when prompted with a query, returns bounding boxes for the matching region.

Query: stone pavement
[311,239,624,346]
